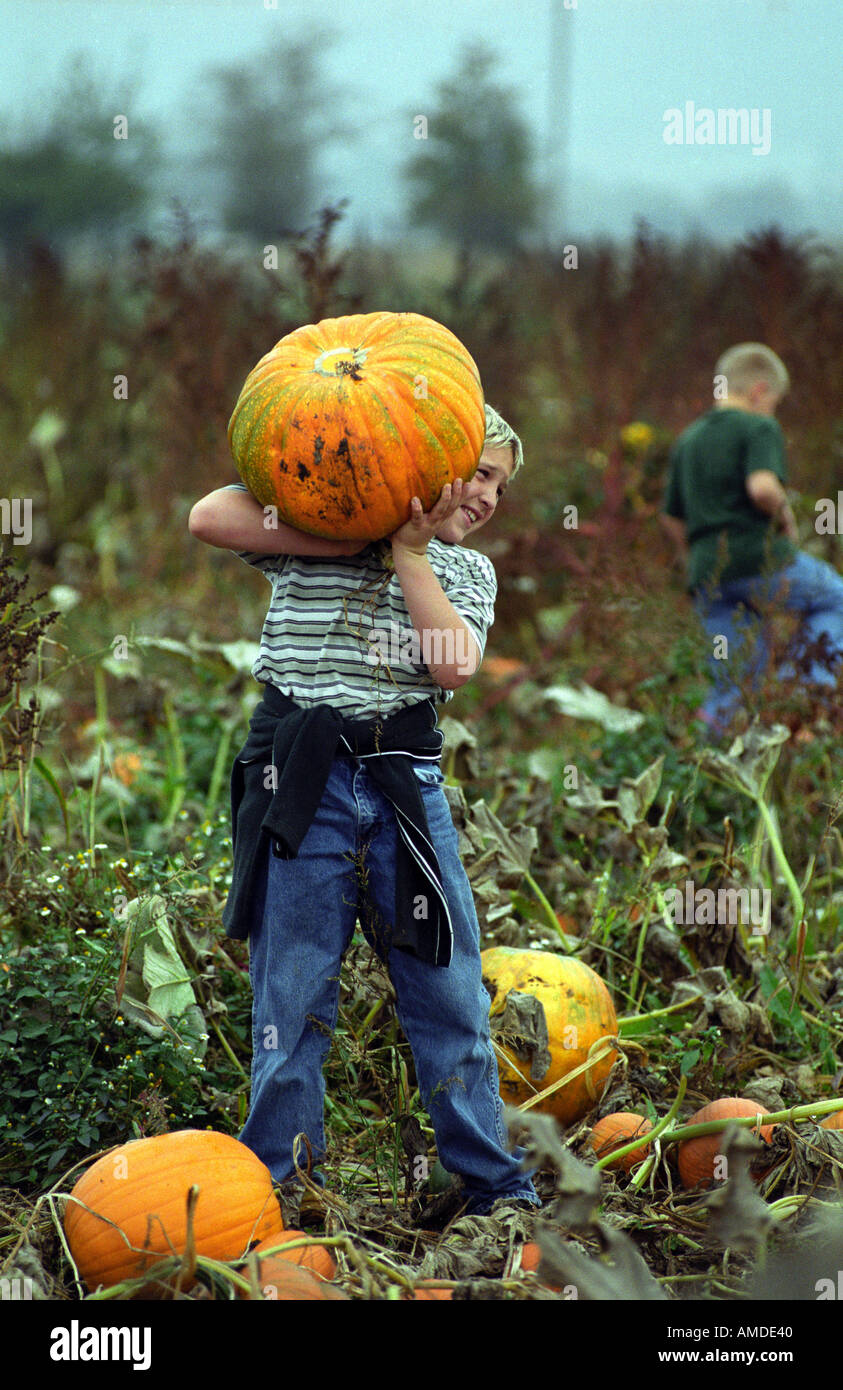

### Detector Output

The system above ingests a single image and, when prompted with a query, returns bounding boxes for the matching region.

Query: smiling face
[434,443,515,544]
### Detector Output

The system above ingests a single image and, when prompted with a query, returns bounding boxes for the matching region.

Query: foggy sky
[4,0,842,244]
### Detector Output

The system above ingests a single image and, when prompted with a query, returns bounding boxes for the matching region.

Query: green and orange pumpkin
[228,311,486,542]
[480,947,619,1127]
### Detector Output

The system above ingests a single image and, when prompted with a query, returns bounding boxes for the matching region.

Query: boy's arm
[745,472,799,541]
[188,486,366,557]
[390,480,482,691]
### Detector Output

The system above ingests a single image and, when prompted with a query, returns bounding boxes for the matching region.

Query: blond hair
[714,343,790,399]
[484,403,524,476]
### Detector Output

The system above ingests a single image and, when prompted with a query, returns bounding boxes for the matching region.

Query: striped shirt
[224,482,497,718]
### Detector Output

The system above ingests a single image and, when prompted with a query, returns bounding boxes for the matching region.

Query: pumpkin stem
[312,345,368,378]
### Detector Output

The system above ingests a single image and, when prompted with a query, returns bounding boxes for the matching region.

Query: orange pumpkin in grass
[404,1283,454,1301]
[677,1098,776,1190]
[590,1111,654,1171]
[519,1242,543,1275]
[64,1130,285,1291]
[244,1230,337,1283]
[228,311,486,543]
[241,1262,349,1301]
[517,1243,565,1294]
[820,1109,843,1131]
[481,947,619,1126]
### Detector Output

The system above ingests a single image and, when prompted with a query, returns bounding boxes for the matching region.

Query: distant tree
[403,42,543,274]
[0,56,158,263]
[200,38,349,243]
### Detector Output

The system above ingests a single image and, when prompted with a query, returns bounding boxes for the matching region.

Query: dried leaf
[543,682,644,732]
[702,1128,775,1252]
[698,720,790,799]
[505,1107,601,1229]
[615,756,665,832]
[468,799,538,880]
[746,1208,843,1299]
[417,1212,533,1282]
[563,774,616,815]
[669,967,774,1049]
[535,1223,667,1301]
[439,715,481,781]
[490,991,551,1082]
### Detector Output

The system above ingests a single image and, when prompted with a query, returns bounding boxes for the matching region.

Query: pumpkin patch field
[1,223,843,1313]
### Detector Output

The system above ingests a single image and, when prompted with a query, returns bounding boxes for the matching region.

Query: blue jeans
[693,551,843,733]
[239,754,539,1213]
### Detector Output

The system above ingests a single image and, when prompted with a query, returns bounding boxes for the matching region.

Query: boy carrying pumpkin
[188,339,541,1221]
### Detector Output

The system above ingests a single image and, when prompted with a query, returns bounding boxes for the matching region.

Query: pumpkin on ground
[820,1109,843,1130]
[243,1230,337,1283]
[517,1241,562,1293]
[480,947,619,1127]
[403,1283,453,1300]
[64,1129,285,1291]
[677,1098,776,1189]
[589,1111,654,1171]
[240,1261,349,1301]
[228,311,486,542]
[519,1242,543,1275]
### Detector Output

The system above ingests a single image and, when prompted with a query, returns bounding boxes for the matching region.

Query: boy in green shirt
[662,343,843,734]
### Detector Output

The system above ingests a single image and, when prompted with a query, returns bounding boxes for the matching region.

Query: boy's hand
[389,479,465,556]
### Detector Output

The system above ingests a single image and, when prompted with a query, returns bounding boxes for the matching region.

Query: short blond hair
[714,343,790,399]
[484,403,524,476]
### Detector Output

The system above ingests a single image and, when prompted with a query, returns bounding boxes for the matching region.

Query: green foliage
[1,219,843,1298]
[0,55,158,258]
[403,42,543,258]
[0,923,222,1191]
[198,38,350,241]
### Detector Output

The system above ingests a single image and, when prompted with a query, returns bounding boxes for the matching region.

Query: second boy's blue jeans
[239,754,540,1214]
[693,551,843,734]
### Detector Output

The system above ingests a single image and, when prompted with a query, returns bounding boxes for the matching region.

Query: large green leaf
[119,895,207,1057]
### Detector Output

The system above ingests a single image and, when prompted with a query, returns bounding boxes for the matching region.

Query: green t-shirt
[663,407,797,592]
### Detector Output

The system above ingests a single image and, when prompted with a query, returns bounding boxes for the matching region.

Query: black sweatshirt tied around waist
[222,683,454,967]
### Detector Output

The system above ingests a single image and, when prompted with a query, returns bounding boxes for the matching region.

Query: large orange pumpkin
[64,1129,285,1291]
[480,947,619,1126]
[677,1098,776,1189]
[228,311,486,542]
[820,1109,843,1131]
